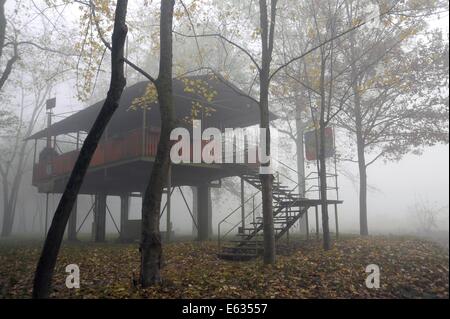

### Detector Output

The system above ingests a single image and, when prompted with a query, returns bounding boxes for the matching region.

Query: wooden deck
[32,127,259,194]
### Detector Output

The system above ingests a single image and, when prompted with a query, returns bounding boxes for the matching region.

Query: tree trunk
[358,155,368,236]
[347,10,369,236]
[319,124,331,250]
[295,93,308,235]
[0,0,18,93]
[140,0,175,287]
[1,83,51,237]
[32,0,128,298]
[1,147,26,237]
[259,71,275,264]
[0,0,6,59]
[295,95,306,197]
[1,176,20,237]
[1,204,12,237]
[1,177,12,236]
[258,0,277,265]
[354,88,369,236]
[319,55,331,251]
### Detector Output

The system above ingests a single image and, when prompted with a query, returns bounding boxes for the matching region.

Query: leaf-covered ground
[0,236,448,299]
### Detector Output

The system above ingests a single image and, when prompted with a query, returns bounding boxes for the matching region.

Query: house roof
[27,74,278,140]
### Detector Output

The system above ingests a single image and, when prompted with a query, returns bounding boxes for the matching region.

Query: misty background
[0,0,448,245]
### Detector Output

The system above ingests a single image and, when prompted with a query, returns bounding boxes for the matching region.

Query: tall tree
[0,0,72,237]
[338,0,449,235]
[32,0,129,298]
[0,80,53,237]
[257,0,278,263]
[140,0,175,287]
[176,0,398,254]
[173,0,279,263]
[273,0,356,250]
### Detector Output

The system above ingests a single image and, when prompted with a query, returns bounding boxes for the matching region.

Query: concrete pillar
[120,194,130,241]
[67,198,77,241]
[197,183,212,241]
[93,193,107,242]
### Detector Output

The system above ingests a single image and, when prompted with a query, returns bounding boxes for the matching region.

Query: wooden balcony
[33,128,158,185]
[32,127,260,188]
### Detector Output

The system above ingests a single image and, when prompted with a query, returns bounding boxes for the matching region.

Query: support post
[33,139,37,164]
[94,194,107,242]
[334,203,339,239]
[67,197,77,241]
[315,205,319,240]
[46,109,52,149]
[166,166,172,242]
[45,193,49,237]
[142,102,147,156]
[197,183,211,241]
[286,207,290,242]
[120,194,130,242]
[208,189,212,237]
[305,209,310,240]
[240,177,245,230]
[76,131,80,150]
[192,186,198,237]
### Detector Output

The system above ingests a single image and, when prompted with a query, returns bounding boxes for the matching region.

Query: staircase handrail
[218,201,263,249]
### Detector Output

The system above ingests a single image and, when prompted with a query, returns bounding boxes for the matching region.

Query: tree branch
[269,1,401,81]
[172,30,262,72]
[89,0,156,83]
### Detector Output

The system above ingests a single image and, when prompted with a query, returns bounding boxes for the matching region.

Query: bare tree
[338,0,449,236]
[1,0,75,92]
[274,0,448,240]
[0,80,52,237]
[410,198,447,235]
[274,0,356,250]
[175,0,404,254]
[32,0,129,298]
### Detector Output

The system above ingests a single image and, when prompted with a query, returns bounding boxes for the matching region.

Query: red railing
[32,128,260,185]
[32,128,161,184]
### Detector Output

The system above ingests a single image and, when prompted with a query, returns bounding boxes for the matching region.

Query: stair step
[217,252,258,261]
[250,221,292,225]
[236,233,263,237]
[252,217,295,220]
[229,239,263,243]
[222,245,259,251]
[220,169,309,256]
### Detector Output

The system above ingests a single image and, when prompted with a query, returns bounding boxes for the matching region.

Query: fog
[10,139,449,238]
[1,0,448,245]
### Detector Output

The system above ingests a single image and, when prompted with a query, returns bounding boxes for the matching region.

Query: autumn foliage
[1,236,448,299]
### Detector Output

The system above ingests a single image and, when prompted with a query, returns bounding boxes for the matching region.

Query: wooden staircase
[217,167,314,261]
